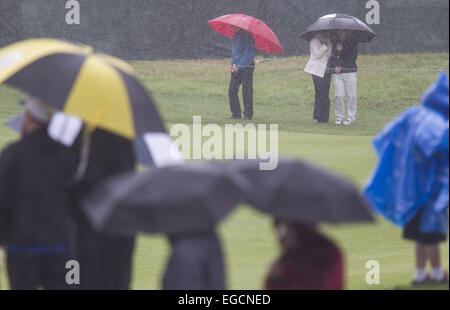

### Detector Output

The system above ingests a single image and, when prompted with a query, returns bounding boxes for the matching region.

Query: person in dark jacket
[329,30,359,125]
[162,230,226,290]
[228,25,255,120]
[0,97,78,290]
[69,128,136,290]
[265,220,344,290]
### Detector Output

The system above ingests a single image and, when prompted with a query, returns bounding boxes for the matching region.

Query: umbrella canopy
[300,13,376,42]
[0,38,183,167]
[82,163,249,236]
[222,158,374,224]
[207,14,284,54]
[0,38,165,140]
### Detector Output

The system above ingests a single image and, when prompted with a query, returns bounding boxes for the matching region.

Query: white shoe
[335,119,343,125]
[343,119,353,125]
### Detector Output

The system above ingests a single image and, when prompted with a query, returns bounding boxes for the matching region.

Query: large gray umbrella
[221,158,375,224]
[82,163,249,236]
[300,13,376,42]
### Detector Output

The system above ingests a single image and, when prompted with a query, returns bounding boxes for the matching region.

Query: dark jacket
[0,128,77,251]
[329,35,358,74]
[69,128,137,290]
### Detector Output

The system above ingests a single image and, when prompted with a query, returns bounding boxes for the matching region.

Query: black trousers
[403,208,447,245]
[312,71,332,123]
[7,252,74,290]
[228,65,254,119]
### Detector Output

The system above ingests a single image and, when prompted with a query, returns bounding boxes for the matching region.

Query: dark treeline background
[0,0,449,60]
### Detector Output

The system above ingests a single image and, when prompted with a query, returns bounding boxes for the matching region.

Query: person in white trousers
[330,30,359,125]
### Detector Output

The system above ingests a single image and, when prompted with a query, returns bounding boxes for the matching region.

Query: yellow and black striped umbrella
[0,38,165,140]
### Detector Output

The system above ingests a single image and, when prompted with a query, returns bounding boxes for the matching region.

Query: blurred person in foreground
[228,25,255,120]
[364,73,449,285]
[265,220,344,290]
[304,31,333,123]
[0,97,77,289]
[69,128,137,290]
[162,230,226,290]
[329,30,359,126]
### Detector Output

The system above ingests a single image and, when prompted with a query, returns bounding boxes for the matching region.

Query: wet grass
[0,53,448,290]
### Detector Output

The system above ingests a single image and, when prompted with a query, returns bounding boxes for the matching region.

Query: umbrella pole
[70,109,104,182]
[71,126,92,182]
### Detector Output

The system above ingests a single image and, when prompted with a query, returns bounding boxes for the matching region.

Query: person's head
[421,72,449,118]
[318,31,329,40]
[274,220,317,251]
[337,30,347,41]
[231,25,241,33]
[268,219,344,290]
[21,97,53,137]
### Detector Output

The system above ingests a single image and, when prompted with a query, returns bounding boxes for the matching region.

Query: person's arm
[328,47,336,69]
[351,40,358,62]
[231,35,239,66]
[310,38,329,60]
[328,43,342,73]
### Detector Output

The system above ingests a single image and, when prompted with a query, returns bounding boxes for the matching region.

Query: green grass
[0,53,449,290]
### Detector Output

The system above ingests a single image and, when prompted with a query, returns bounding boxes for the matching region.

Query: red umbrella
[207,14,284,54]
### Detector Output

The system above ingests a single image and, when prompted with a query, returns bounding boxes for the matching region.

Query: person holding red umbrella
[208,14,284,120]
[228,25,255,120]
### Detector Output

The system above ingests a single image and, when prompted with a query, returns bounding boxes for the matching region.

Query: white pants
[333,72,357,122]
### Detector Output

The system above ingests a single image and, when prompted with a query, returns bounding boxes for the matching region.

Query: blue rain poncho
[364,73,449,234]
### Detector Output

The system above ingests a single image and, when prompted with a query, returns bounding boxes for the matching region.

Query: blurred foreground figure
[364,73,449,285]
[70,129,136,290]
[265,221,343,290]
[0,98,77,289]
[163,231,226,290]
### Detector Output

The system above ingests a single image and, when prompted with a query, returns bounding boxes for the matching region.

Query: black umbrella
[300,13,376,42]
[82,163,249,236]
[221,158,374,224]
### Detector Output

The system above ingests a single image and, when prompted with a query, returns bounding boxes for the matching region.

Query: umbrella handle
[70,108,104,182]
[71,126,92,183]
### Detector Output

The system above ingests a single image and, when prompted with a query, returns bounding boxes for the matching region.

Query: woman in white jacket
[304,31,332,123]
